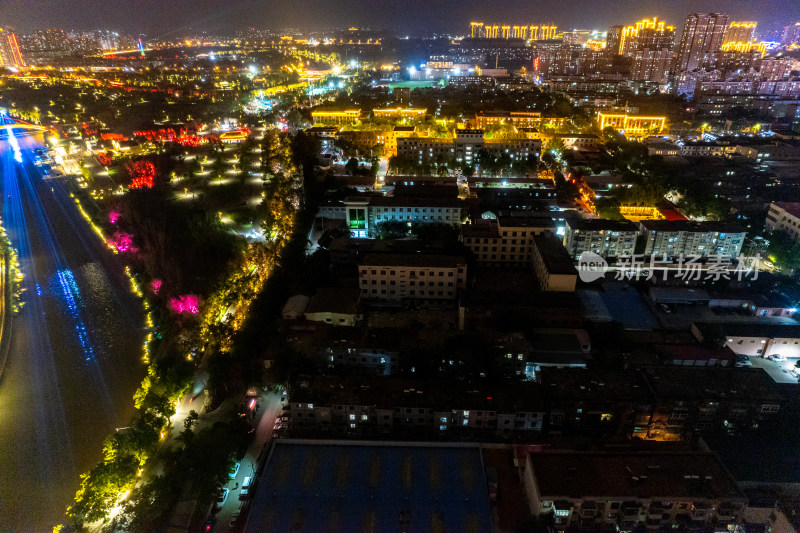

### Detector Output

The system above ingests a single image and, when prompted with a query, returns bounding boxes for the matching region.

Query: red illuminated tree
[127,160,156,190]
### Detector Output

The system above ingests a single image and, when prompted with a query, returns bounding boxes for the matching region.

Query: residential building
[287,376,546,438]
[523,451,746,532]
[765,201,800,242]
[532,232,578,292]
[631,48,673,84]
[679,141,736,157]
[693,322,800,359]
[675,13,729,73]
[723,21,757,44]
[563,218,639,260]
[783,22,800,46]
[640,220,746,258]
[358,253,467,302]
[396,128,541,166]
[640,366,785,437]
[461,216,555,266]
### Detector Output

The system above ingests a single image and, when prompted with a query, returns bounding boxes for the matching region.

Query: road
[213,390,284,533]
[0,133,146,531]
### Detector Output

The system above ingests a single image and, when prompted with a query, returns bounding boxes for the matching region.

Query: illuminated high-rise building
[470,22,484,38]
[675,12,729,72]
[723,21,756,43]
[618,17,674,57]
[0,27,24,68]
[782,22,800,46]
[606,26,624,56]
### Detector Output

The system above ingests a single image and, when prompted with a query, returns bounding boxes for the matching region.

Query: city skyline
[3,0,800,36]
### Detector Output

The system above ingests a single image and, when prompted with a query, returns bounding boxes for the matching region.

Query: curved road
[0,135,146,531]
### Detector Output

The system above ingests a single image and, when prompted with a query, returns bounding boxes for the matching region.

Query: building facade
[358,253,467,302]
[0,27,24,68]
[523,451,746,533]
[462,216,555,266]
[563,218,639,260]
[765,201,800,242]
[640,220,746,258]
[675,13,729,73]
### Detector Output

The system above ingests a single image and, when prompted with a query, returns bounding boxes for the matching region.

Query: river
[0,135,146,531]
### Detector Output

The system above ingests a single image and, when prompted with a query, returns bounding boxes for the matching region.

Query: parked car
[229,510,240,528]
[734,355,752,368]
[769,354,786,362]
[215,488,230,508]
[228,461,240,479]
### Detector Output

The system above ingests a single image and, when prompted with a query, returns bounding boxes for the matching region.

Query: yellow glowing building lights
[618,17,674,55]
[311,109,361,124]
[470,22,484,38]
[470,22,556,40]
[597,113,667,134]
[373,107,427,119]
[720,40,767,57]
[724,21,757,44]
[586,39,607,50]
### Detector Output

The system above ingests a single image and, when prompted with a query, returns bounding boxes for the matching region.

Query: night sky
[3,0,800,37]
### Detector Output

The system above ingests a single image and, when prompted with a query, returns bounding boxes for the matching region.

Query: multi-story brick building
[396,128,541,166]
[640,220,746,259]
[343,195,463,238]
[765,201,800,243]
[563,218,639,260]
[461,216,555,266]
[532,232,578,292]
[523,451,746,532]
[287,377,546,439]
[358,253,467,302]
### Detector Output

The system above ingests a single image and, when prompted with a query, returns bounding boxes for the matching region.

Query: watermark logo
[576,253,761,282]
[578,251,608,282]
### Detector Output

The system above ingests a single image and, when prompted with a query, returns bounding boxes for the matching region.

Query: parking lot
[746,355,799,384]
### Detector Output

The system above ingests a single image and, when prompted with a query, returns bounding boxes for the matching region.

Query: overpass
[0,123,46,133]
[0,114,47,135]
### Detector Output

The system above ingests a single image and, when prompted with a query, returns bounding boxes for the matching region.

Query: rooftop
[529,451,744,500]
[566,217,639,232]
[304,288,361,316]
[289,376,546,412]
[533,233,578,276]
[694,322,800,339]
[640,366,785,403]
[772,201,800,220]
[639,220,746,234]
[246,441,492,533]
[361,253,466,269]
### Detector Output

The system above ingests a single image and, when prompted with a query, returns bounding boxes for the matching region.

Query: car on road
[228,461,240,479]
[769,354,786,362]
[215,488,230,508]
[230,510,241,528]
